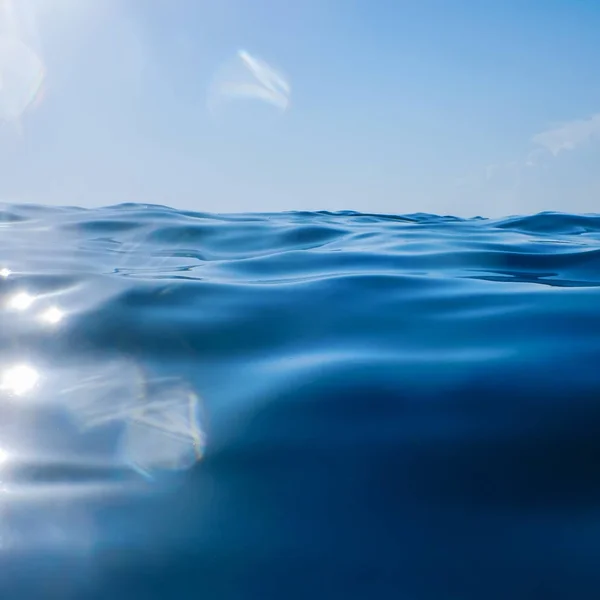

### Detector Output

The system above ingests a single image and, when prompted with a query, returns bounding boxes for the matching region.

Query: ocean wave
[0,203,599,598]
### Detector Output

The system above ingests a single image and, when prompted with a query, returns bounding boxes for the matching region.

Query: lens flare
[0,34,45,122]
[0,268,10,278]
[208,49,291,116]
[1,364,39,396]
[7,291,35,311]
[39,306,64,325]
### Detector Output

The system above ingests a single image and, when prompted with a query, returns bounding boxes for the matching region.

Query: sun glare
[7,291,35,311]
[1,364,39,396]
[40,306,64,325]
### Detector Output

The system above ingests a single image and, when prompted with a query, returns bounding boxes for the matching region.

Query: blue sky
[0,0,599,217]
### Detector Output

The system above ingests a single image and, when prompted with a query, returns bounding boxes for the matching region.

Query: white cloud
[531,113,600,156]
[456,109,600,216]
[461,112,600,195]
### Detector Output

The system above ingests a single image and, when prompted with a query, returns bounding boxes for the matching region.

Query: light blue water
[1,204,600,598]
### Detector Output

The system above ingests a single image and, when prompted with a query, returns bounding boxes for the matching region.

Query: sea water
[0,203,599,598]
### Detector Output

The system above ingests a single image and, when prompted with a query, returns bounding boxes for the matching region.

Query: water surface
[0,204,599,599]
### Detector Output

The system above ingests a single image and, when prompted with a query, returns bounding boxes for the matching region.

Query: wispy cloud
[531,113,600,156]
[456,111,600,215]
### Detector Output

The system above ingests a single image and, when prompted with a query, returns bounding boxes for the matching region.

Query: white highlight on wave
[6,290,35,311]
[0,356,206,551]
[0,363,39,396]
[39,305,64,325]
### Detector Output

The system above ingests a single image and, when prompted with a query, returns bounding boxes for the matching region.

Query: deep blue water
[1,204,600,598]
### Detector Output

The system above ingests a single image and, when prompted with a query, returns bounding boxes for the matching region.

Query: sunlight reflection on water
[38,305,63,325]
[6,290,35,311]
[0,210,211,561]
[0,355,206,482]
[0,363,39,396]
[0,271,206,535]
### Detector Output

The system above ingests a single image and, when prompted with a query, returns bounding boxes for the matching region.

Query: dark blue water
[1,204,600,599]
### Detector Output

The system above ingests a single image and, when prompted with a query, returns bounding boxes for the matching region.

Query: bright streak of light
[40,306,64,325]
[1,364,39,396]
[238,49,291,110]
[0,0,46,123]
[0,268,10,278]
[208,49,291,115]
[0,448,9,465]
[7,291,35,311]
[0,35,45,122]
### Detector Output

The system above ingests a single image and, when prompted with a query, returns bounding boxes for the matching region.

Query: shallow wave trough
[0,204,600,598]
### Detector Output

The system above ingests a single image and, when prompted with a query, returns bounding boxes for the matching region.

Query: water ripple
[0,204,599,598]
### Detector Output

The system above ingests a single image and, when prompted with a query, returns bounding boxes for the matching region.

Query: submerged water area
[0,204,599,598]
